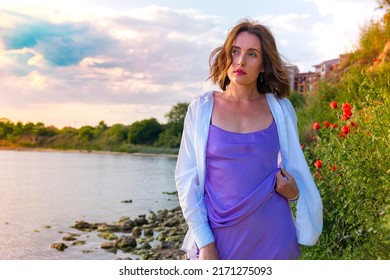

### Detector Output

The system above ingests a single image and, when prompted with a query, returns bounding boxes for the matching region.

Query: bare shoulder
[212,91,224,100]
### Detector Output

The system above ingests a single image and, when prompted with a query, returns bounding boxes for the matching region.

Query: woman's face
[227,31,264,88]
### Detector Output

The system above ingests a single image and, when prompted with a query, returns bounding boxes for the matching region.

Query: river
[0,149,179,259]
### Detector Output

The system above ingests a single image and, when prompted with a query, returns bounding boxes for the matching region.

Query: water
[0,150,179,260]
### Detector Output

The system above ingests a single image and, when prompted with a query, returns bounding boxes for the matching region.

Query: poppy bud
[314,159,323,169]
[330,101,338,109]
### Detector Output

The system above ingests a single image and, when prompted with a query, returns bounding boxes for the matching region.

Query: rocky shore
[50,206,188,260]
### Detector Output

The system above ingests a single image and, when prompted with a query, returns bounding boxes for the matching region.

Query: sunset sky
[0,0,385,128]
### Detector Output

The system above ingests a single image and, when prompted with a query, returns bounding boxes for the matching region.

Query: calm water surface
[0,150,179,259]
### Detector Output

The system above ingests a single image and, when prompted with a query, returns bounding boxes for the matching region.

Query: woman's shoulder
[266,93,296,118]
[194,91,214,102]
[189,91,215,108]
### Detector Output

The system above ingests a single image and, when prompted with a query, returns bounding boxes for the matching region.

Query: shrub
[300,76,390,259]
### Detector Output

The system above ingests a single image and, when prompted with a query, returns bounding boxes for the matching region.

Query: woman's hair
[208,19,290,98]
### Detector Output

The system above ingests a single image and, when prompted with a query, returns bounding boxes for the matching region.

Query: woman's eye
[231,49,239,55]
[249,52,257,57]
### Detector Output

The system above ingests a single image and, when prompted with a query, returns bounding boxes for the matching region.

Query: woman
[175,19,322,260]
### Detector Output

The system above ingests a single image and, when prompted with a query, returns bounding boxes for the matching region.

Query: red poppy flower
[330,101,338,109]
[374,58,378,63]
[342,113,351,121]
[351,121,358,128]
[341,125,351,134]
[340,132,346,138]
[323,120,330,128]
[314,159,322,169]
[313,122,321,130]
[330,123,338,129]
[301,144,305,149]
[342,103,351,111]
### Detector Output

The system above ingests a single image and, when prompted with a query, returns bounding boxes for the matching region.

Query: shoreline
[0,146,178,158]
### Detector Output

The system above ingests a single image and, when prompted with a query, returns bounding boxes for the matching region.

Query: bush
[300,75,390,259]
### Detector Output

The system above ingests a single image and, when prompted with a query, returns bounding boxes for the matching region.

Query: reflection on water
[0,150,178,259]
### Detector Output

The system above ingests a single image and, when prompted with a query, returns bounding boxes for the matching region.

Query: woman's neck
[224,85,262,102]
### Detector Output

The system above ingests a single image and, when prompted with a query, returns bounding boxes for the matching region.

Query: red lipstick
[233,69,246,75]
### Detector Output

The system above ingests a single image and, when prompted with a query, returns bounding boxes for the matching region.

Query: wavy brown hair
[208,19,290,98]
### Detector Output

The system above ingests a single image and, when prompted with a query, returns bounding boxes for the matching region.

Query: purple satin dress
[204,120,300,260]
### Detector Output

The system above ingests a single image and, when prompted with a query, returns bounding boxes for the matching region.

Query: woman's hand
[199,242,219,260]
[275,168,299,201]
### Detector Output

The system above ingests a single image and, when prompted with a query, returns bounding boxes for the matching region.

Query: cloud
[305,0,385,60]
[3,19,117,66]
[255,13,312,34]
[0,5,224,126]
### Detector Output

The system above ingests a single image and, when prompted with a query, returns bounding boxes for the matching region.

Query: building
[295,71,320,95]
[313,58,340,80]
[287,55,345,95]
[286,64,299,91]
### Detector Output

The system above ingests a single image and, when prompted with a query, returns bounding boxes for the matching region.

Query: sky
[0,0,386,128]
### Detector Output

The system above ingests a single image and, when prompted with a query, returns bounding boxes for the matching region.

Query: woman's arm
[175,100,215,250]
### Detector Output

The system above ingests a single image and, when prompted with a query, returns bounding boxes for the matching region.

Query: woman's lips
[233,69,246,75]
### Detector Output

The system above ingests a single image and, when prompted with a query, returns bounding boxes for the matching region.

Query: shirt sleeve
[280,98,323,245]
[175,100,215,248]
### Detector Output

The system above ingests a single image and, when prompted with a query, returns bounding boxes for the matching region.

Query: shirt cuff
[191,222,215,248]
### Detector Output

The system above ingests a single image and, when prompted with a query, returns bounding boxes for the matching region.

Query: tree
[165,102,189,129]
[78,126,95,141]
[108,124,129,143]
[127,118,163,145]
[156,102,189,148]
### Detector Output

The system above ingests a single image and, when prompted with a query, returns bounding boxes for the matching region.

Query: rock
[157,241,173,249]
[134,215,148,226]
[162,191,178,195]
[148,212,158,222]
[137,237,154,244]
[143,228,154,237]
[72,240,86,246]
[165,235,183,243]
[97,223,121,232]
[82,250,95,254]
[119,221,134,231]
[163,217,180,227]
[73,221,97,231]
[50,243,68,251]
[100,242,117,254]
[63,236,77,241]
[132,227,142,237]
[115,236,137,251]
[157,209,168,220]
[140,242,152,249]
[98,232,118,240]
[156,233,166,241]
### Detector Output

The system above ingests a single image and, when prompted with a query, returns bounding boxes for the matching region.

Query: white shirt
[175,91,323,256]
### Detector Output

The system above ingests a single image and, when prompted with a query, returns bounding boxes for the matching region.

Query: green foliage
[108,124,129,143]
[301,81,390,259]
[0,102,187,154]
[297,9,390,259]
[156,102,189,148]
[127,118,163,145]
[350,11,389,65]
[288,90,305,109]
[78,126,95,141]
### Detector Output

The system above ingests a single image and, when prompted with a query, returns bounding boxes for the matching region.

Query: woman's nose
[237,55,245,66]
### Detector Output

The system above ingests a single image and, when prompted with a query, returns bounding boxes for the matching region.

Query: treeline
[0,102,189,155]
